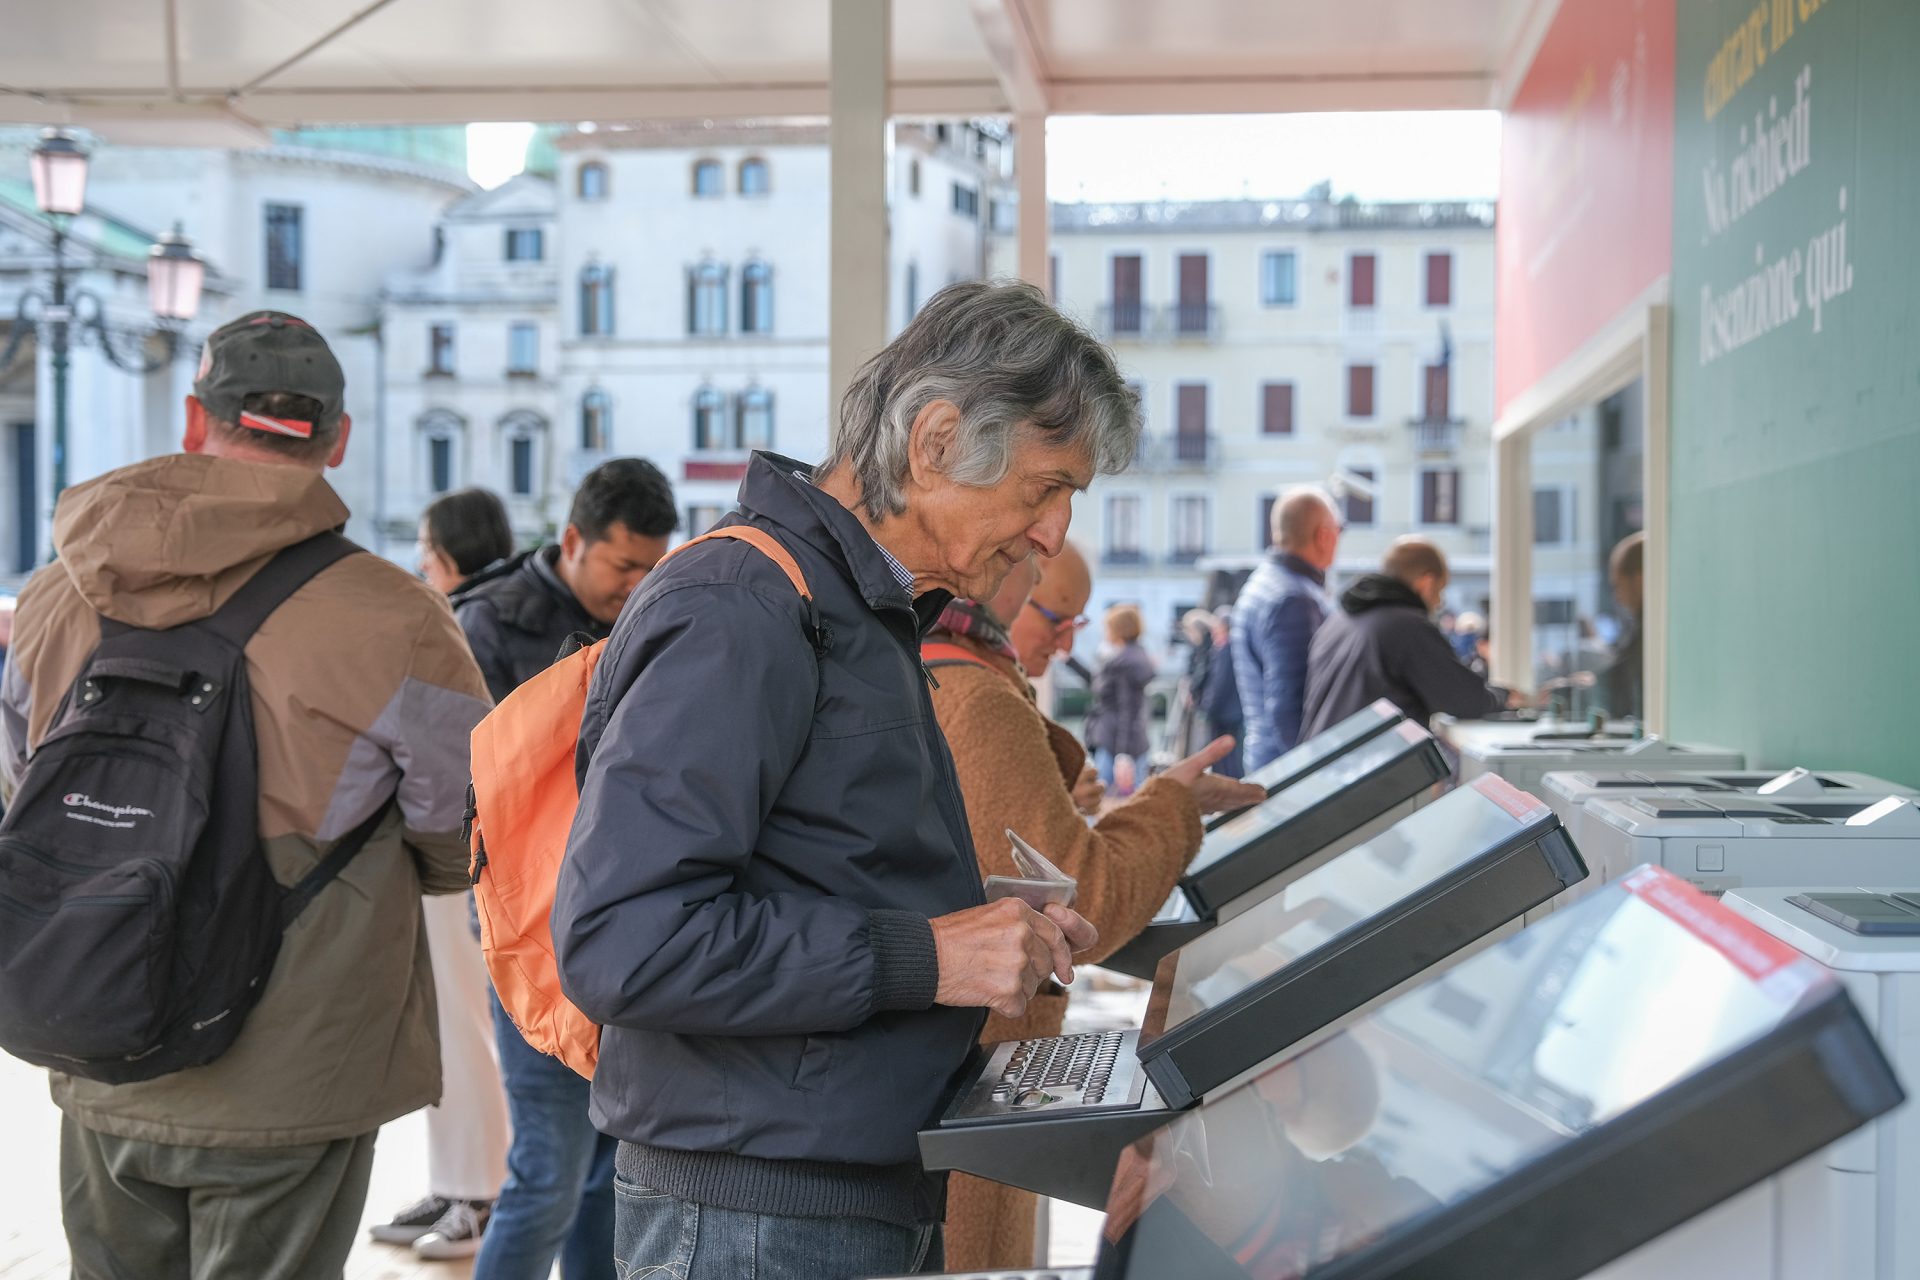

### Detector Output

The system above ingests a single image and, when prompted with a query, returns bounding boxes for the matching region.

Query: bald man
[1300,537,1506,736]
[1009,538,1093,679]
[1231,487,1340,769]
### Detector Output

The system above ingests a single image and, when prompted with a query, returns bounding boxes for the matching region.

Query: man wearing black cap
[1,311,493,1280]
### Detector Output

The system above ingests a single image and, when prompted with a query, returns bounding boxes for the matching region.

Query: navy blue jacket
[453,546,603,703]
[553,454,985,1219]
[1231,552,1332,770]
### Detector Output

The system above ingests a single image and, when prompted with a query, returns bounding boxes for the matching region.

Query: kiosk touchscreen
[916,775,1585,1210]
[1100,721,1450,980]
[1580,793,1920,895]
[1208,700,1404,832]
[1543,767,1917,882]
[879,869,1899,1280]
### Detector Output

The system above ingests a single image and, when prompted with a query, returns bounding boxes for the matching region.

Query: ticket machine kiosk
[1454,732,1745,793]
[1579,793,1920,894]
[1101,721,1448,979]
[1207,699,1404,832]
[1543,767,1917,883]
[879,867,1901,1280]
[917,775,1583,1209]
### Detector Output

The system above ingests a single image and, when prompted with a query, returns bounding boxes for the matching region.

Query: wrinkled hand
[930,899,1100,1019]
[1071,763,1106,815]
[1161,735,1266,815]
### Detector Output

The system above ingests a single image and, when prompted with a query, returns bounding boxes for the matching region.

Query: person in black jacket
[454,459,676,1280]
[553,282,1139,1280]
[1300,537,1508,737]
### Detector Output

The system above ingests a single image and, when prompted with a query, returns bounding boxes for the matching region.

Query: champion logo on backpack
[62,793,158,828]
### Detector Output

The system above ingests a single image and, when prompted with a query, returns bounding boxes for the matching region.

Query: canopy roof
[3,0,1551,145]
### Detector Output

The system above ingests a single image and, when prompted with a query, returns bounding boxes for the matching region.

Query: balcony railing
[1165,302,1221,340]
[1408,416,1464,454]
[1097,299,1148,339]
[1133,433,1218,471]
[1165,547,1208,567]
[1102,547,1149,568]
[1095,300,1221,341]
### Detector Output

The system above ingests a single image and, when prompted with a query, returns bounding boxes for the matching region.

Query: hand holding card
[984,827,1078,909]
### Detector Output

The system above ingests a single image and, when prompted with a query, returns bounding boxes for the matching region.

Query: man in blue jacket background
[1231,486,1341,770]
[554,283,1148,1280]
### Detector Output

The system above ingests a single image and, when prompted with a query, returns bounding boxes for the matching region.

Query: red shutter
[1347,364,1375,418]
[1349,253,1376,308]
[1176,384,1208,435]
[1426,252,1452,307]
[1262,382,1294,435]
[1424,363,1451,420]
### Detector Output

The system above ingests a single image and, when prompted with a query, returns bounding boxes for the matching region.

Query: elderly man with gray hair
[1231,484,1342,769]
[554,281,1139,1280]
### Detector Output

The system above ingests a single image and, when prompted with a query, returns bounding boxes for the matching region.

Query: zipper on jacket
[920,660,940,690]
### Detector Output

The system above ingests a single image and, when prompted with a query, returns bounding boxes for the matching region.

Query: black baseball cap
[193,310,346,441]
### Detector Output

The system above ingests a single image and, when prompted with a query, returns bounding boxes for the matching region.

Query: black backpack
[0,532,388,1083]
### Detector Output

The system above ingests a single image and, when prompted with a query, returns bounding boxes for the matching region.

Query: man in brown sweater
[924,542,1264,1270]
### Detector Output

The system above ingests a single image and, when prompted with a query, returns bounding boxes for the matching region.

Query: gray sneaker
[369,1194,452,1245]
[412,1198,493,1260]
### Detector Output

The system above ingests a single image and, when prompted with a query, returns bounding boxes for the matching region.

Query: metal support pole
[828,0,891,421]
[1016,113,1049,296]
[49,224,70,508]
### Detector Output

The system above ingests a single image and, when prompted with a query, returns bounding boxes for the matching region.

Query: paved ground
[0,976,1144,1277]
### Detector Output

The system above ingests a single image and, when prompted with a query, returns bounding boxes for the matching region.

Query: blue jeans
[472,992,617,1280]
[613,1178,941,1280]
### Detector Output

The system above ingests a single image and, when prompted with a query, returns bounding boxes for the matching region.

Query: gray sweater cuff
[867,909,939,1012]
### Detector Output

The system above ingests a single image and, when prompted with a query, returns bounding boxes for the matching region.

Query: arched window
[418,409,465,495]
[741,260,774,335]
[579,263,614,337]
[738,387,775,450]
[578,161,608,201]
[738,157,770,196]
[687,261,729,336]
[692,387,729,452]
[692,159,723,198]
[500,410,546,498]
[580,390,612,452]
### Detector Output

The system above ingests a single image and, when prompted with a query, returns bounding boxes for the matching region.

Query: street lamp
[0,128,205,546]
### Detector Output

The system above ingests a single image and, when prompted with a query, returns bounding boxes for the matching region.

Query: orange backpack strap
[661,525,825,650]
[920,640,995,671]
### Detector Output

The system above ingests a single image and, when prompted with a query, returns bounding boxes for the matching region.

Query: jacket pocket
[791,1033,834,1093]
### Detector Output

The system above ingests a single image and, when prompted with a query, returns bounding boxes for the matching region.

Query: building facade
[989,195,1504,656]
[378,172,561,549]
[0,129,472,573]
[375,121,1011,549]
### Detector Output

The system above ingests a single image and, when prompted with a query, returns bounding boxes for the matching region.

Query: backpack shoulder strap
[666,526,811,599]
[920,641,996,671]
[661,525,824,651]
[203,532,361,648]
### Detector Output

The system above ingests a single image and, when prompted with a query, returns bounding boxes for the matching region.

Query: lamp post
[1,128,206,540]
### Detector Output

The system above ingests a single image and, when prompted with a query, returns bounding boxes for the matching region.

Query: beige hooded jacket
[0,454,491,1147]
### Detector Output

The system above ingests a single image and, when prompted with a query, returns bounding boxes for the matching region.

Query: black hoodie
[1299,573,1505,737]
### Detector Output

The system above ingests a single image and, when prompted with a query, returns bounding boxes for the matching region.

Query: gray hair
[828,280,1140,521]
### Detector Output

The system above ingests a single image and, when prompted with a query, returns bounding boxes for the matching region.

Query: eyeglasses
[1026,599,1089,632]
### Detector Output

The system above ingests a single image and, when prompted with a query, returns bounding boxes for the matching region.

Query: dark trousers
[61,1117,376,1280]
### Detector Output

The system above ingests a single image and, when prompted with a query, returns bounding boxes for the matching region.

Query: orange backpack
[465,526,812,1078]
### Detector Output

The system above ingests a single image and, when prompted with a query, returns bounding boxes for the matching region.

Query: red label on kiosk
[1620,866,1813,990]
[1469,772,1551,824]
